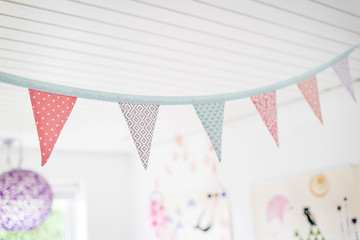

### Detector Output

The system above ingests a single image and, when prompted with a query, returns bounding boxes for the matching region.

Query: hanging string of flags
[0,44,359,169]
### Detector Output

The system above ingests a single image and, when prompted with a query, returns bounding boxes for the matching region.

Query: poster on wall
[149,191,233,240]
[251,165,360,240]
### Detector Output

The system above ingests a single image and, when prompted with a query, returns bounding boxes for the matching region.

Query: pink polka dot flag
[297,76,323,124]
[29,89,77,166]
[251,91,279,147]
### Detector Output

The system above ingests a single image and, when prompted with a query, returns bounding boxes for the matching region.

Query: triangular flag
[29,89,77,166]
[251,91,279,146]
[193,102,224,162]
[332,57,356,101]
[298,76,323,124]
[119,103,159,169]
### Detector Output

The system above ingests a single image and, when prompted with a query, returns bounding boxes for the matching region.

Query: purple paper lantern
[0,169,53,231]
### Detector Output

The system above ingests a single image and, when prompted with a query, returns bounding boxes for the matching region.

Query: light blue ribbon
[0,44,359,105]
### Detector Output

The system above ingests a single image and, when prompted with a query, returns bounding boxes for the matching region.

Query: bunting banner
[193,102,225,162]
[119,103,159,169]
[332,57,357,102]
[251,92,279,147]
[0,44,358,168]
[297,76,323,124]
[29,89,77,166]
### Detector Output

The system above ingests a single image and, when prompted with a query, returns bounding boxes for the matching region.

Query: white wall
[131,84,360,239]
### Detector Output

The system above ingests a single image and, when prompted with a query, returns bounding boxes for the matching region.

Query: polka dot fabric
[251,91,279,147]
[29,89,77,166]
[297,76,323,124]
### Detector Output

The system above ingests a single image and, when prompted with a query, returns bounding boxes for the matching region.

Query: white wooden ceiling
[0,0,359,151]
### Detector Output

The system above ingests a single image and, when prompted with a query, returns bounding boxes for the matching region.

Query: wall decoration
[337,205,346,240]
[148,133,230,239]
[309,173,329,198]
[352,218,359,240]
[344,197,351,237]
[0,44,358,168]
[251,165,360,240]
[150,191,232,240]
[294,207,326,240]
[266,195,293,224]
[149,192,168,239]
[173,134,188,162]
[167,133,220,177]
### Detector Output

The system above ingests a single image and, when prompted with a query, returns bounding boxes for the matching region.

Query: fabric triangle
[297,76,323,124]
[193,102,224,162]
[29,89,77,166]
[119,103,159,169]
[332,57,356,102]
[251,91,279,147]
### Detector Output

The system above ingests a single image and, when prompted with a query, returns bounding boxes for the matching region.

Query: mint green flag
[193,102,225,162]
